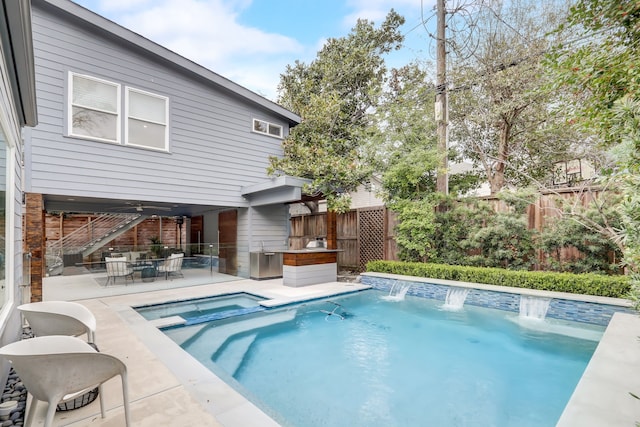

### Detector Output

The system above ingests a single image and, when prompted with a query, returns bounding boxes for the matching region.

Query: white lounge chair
[157,253,184,280]
[105,256,134,286]
[0,336,131,427]
[18,301,97,344]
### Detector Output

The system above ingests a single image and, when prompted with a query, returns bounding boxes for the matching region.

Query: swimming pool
[161,290,603,427]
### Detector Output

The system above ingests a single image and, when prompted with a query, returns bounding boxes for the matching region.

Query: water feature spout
[519,296,551,320]
[443,287,469,310]
[382,282,412,301]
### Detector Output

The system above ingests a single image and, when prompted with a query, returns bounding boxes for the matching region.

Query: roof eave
[241,176,311,207]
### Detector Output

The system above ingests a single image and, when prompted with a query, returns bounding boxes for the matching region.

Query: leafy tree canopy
[268,10,405,212]
[373,62,483,203]
[549,0,640,304]
[374,63,439,203]
[548,0,640,144]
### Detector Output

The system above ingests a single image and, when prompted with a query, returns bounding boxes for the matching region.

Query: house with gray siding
[24,0,306,287]
[0,0,38,387]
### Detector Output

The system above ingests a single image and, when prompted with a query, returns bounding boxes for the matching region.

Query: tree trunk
[489,120,511,194]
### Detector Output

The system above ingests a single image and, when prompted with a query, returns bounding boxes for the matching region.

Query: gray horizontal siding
[27,5,293,207]
[249,205,290,251]
[237,205,290,277]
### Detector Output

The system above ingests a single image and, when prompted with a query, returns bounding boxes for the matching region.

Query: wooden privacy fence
[289,187,608,272]
[485,187,609,267]
[289,207,398,272]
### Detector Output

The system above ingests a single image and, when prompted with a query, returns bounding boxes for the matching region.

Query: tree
[376,62,482,201]
[268,10,405,212]
[611,97,640,304]
[448,0,578,194]
[375,63,439,202]
[548,0,640,303]
[365,63,439,261]
[548,0,640,145]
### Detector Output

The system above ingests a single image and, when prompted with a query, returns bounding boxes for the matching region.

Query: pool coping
[557,312,640,426]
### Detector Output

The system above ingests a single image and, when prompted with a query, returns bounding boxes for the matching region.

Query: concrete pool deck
[28,273,640,426]
[557,311,640,426]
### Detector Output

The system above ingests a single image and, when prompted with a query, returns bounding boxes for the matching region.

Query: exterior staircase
[46,213,148,265]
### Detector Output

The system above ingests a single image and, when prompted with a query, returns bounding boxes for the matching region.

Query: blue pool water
[135,293,264,321]
[163,290,603,427]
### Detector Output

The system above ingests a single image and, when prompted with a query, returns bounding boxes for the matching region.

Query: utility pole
[435,0,448,194]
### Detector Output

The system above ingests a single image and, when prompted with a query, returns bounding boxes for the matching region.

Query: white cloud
[88,0,304,100]
[120,0,302,60]
[343,9,389,28]
[343,0,430,27]
[96,0,154,12]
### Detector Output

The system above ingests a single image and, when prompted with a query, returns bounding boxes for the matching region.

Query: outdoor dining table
[132,259,166,282]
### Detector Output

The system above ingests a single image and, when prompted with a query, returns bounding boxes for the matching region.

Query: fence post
[327,211,337,250]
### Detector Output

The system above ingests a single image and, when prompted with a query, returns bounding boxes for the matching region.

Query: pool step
[183,306,266,326]
[214,333,258,376]
[150,315,186,329]
[171,310,297,366]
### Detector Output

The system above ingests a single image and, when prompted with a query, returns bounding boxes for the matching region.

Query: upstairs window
[253,118,283,138]
[69,73,120,143]
[126,88,168,151]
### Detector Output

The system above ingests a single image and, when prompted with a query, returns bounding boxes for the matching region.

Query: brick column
[24,193,45,302]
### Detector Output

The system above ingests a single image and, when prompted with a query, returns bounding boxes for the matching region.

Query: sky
[73,0,439,101]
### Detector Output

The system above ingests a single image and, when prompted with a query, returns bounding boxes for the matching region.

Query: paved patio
[30,273,369,426]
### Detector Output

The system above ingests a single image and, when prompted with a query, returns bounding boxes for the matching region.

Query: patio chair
[0,335,131,427]
[18,301,97,344]
[105,256,134,286]
[157,253,184,280]
[45,255,63,277]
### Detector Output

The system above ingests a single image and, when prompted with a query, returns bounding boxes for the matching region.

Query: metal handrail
[46,213,141,257]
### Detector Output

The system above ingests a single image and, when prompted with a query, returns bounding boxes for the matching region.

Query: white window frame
[124,87,169,152]
[67,72,121,143]
[0,68,20,325]
[252,118,283,139]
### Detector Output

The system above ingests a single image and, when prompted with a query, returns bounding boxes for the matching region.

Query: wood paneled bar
[281,249,340,287]
[283,250,337,267]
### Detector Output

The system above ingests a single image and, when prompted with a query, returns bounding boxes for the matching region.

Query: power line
[484,3,532,45]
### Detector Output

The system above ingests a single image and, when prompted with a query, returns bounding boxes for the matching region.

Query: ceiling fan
[114,202,173,212]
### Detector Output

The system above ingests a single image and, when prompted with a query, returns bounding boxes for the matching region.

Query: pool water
[163,290,603,427]
[135,293,264,321]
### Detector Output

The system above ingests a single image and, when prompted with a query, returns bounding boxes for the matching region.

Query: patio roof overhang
[241,176,312,207]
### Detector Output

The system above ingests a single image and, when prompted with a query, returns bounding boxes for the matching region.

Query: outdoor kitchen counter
[279,249,341,287]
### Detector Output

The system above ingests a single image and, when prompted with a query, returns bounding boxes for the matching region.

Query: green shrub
[366,260,631,298]
[538,191,623,274]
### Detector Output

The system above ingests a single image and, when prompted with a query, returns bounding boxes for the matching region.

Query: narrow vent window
[253,118,282,139]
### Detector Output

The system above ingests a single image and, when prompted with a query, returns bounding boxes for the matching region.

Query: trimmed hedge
[366,260,631,299]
